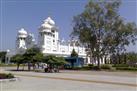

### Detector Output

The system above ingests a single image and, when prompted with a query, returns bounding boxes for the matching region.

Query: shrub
[72,67,82,70]
[112,64,129,67]
[88,64,94,69]
[88,64,94,67]
[0,73,14,79]
[6,73,14,78]
[72,64,95,70]
[101,64,112,70]
[81,66,91,70]
[92,66,101,70]
[116,67,137,71]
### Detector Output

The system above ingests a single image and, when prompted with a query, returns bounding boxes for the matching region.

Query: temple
[5,17,106,66]
[38,17,86,57]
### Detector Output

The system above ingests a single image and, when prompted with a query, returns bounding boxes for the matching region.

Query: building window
[62,51,65,52]
[51,30,55,33]
[53,40,55,45]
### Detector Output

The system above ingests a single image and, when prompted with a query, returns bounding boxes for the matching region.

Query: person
[44,63,48,72]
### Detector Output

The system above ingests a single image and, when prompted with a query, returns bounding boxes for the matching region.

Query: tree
[43,55,67,72]
[71,0,137,68]
[23,47,41,70]
[11,54,24,70]
[126,52,137,67]
[0,51,6,63]
[70,49,78,68]
[71,49,78,57]
[105,22,137,64]
[55,57,68,66]
[33,52,44,69]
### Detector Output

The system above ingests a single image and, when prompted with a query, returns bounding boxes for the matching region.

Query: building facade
[5,17,105,65]
[38,17,86,58]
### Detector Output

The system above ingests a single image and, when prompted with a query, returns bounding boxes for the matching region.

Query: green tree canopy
[0,51,7,63]
[33,52,44,63]
[43,55,67,66]
[23,47,42,70]
[127,52,137,63]
[71,0,137,67]
[10,54,24,70]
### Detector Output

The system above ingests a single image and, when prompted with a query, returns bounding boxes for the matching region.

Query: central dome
[39,17,57,32]
[44,17,55,25]
[18,28,27,35]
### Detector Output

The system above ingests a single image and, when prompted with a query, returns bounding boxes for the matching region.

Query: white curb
[0,77,18,82]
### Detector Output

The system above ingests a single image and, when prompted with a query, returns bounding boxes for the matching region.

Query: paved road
[0,67,137,91]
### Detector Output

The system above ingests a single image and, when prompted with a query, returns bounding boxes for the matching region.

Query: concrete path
[0,67,137,91]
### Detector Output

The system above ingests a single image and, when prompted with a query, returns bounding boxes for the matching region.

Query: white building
[38,17,86,58]
[16,28,35,54]
[5,17,105,65]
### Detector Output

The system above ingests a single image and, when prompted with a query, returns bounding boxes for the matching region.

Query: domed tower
[38,17,59,53]
[16,28,28,54]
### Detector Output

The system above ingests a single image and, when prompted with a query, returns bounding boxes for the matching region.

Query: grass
[0,63,25,67]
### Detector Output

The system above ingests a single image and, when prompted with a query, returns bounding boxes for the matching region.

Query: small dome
[18,28,27,35]
[44,17,55,25]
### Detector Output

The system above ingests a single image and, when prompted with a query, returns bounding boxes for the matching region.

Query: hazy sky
[0,0,137,52]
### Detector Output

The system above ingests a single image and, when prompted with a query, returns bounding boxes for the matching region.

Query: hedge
[112,64,129,67]
[116,67,137,71]
[101,64,112,70]
[0,73,14,79]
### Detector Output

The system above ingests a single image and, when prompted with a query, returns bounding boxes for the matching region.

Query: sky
[0,0,137,52]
